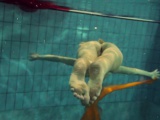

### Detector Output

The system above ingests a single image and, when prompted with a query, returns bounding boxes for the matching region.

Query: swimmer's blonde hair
[98,39,105,44]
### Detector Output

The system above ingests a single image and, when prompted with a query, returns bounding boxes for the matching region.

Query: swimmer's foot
[88,62,103,104]
[29,53,39,61]
[69,74,90,105]
[69,58,91,106]
[88,79,102,104]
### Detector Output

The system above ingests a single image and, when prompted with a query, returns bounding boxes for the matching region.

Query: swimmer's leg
[112,66,160,79]
[29,53,76,66]
[69,41,101,105]
[88,55,114,103]
[88,47,123,103]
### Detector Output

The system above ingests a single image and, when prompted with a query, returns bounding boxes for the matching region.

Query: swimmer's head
[98,39,105,44]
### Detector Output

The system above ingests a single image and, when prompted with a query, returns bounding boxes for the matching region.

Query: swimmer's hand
[29,53,39,61]
[150,69,160,79]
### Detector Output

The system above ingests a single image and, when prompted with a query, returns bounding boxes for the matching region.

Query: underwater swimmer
[29,39,160,106]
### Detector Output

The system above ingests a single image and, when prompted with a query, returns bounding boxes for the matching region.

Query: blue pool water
[0,0,160,120]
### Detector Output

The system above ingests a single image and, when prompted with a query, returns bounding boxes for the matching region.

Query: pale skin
[29,40,160,106]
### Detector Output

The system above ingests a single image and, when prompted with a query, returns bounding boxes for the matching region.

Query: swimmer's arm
[112,66,160,79]
[29,53,76,66]
[29,54,160,79]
